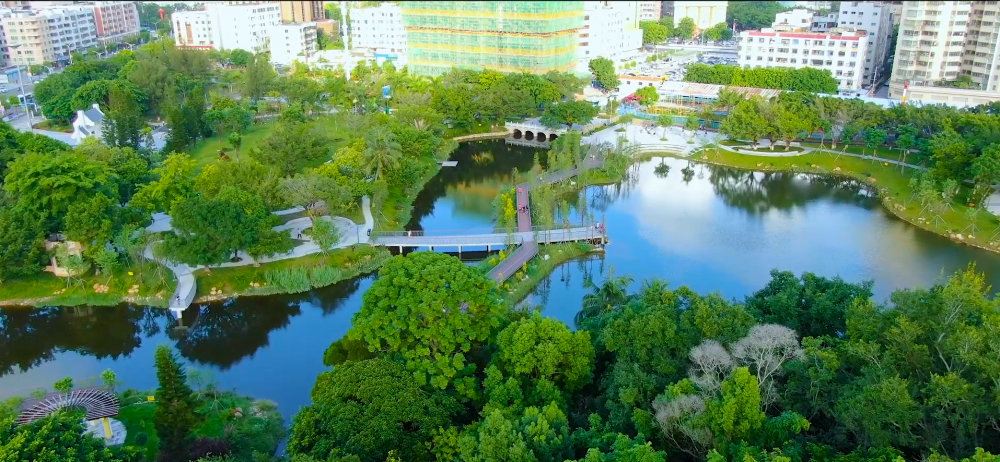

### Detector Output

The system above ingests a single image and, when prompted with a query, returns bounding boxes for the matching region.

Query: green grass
[692,148,1000,250]
[117,399,158,461]
[189,122,277,170]
[193,245,390,298]
[0,261,175,308]
[801,141,911,163]
[33,119,72,132]
[445,121,501,138]
[733,145,804,153]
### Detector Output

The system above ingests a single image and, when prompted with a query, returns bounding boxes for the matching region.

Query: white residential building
[268,22,317,66]
[638,1,660,21]
[835,2,893,88]
[578,1,643,72]
[71,103,104,144]
[173,2,280,53]
[889,1,971,99]
[350,2,405,53]
[737,28,869,93]
[773,9,813,30]
[2,5,97,66]
[811,11,839,32]
[674,1,727,30]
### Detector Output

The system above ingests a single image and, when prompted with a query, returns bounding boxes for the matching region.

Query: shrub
[264,267,310,293]
[188,437,232,460]
[309,265,343,288]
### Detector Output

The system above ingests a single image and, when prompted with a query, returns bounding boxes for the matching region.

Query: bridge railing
[372,222,604,239]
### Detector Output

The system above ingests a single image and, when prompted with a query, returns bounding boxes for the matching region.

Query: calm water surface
[4,140,1000,419]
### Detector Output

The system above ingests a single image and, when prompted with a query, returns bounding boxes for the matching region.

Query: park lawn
[376,156,443,231]
[192,245,389,298]
[445,120,500,138]
[189,122,277,170]
[0,261,175,308]
[692,147,1000,251]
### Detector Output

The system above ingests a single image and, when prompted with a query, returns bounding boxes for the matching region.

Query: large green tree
[495,311,594,392]
[288,358,460,462]
[0,412,141,461]
[3,151,115,230]
[154,345,202,461]
[0,205,49,282]
[589,57,620,91]
[348,252,504,397]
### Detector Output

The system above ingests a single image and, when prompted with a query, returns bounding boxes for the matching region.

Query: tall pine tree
[153,345,201,461]
[103,85,144,150]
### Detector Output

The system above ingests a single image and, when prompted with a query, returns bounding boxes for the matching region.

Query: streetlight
[7,44,34,133]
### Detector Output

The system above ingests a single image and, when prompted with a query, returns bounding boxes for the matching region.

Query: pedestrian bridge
[371,226,605,251]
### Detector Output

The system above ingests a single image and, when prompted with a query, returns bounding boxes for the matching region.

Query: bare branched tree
[653,394,712,457]
[687,340,735,396]
[730,323,804,406]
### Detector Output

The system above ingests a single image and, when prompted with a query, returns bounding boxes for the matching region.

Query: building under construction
[401,1,584,76]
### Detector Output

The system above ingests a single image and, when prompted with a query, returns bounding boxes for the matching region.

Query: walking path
[149,196,374,317]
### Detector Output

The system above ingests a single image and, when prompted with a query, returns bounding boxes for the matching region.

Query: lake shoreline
[673,149,1000,257]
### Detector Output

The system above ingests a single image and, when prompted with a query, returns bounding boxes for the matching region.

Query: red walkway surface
[487,154,607,284]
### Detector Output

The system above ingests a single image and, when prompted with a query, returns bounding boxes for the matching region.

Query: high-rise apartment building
[269,21,317,65]
[674,1,727,30]
[173,2,280,53]
[351,2,406,53]
[86,1,140,44]
[3,6,97,66]
[833,2,893,87]
[281,1,323,23]
[889,1,972,98]
[578,1,642,72]
[401,1,585,77]
[638,1,661,21]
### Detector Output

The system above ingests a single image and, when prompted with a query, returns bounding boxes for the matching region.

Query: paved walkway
[710,138,925,169]
[148,196,374,316]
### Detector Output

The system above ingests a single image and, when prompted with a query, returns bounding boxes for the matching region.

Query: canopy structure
[16,387,120,425]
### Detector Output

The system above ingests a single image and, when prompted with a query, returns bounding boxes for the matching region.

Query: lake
[4,140,1000,419]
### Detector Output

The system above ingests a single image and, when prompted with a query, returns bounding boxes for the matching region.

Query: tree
[588,57,620,91]
[0,205,48,282]
[495,311,595,391]
[972,144,1000,204]
[281,171,350,221]
[130,153,198,213]
[229,49,252,67]
[362,126,402,182]
[634,86,659,107]
[721,98,770,148]
[0,412,141,461]
[64,193,118,251]
[675,17,697,40]
[640,21,669,44]
[250,122,331,177]
[243,53,276,102]
[204,105,254,143]
[706,367,766,444]
[154,345,201,461]
[161,189,276,267]
[348,252,504,397]
[727,1,790,30]
[102,84,145,149]
[3,151,114,229]
[540,100,598,128]
[288,358,459,462]
[704,22,734,41]
[685,115,701,131]
[863,128,887,156]
[311,217,341,255]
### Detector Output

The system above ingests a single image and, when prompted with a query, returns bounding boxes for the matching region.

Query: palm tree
[575,267,634,327]
[363,127,402,182]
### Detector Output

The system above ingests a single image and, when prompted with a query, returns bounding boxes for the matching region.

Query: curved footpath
[147,196,374,316]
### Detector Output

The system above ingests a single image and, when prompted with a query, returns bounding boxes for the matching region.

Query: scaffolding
[400,1,584,76]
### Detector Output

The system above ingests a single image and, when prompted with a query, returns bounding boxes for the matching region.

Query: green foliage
[686,64,839,94]
[154,345,202,461]
[0,412,141,461]
[541,100,599,128]
[495,311,594,392]
[4,150,115,230]
[634,86,659,107]
[589,57,620,91]
[727,1,791,30]
[675,17,696,40]
[348,252,504,397]
[640,21,669,44]
[288,358,459,462]
[0,205,48,282]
